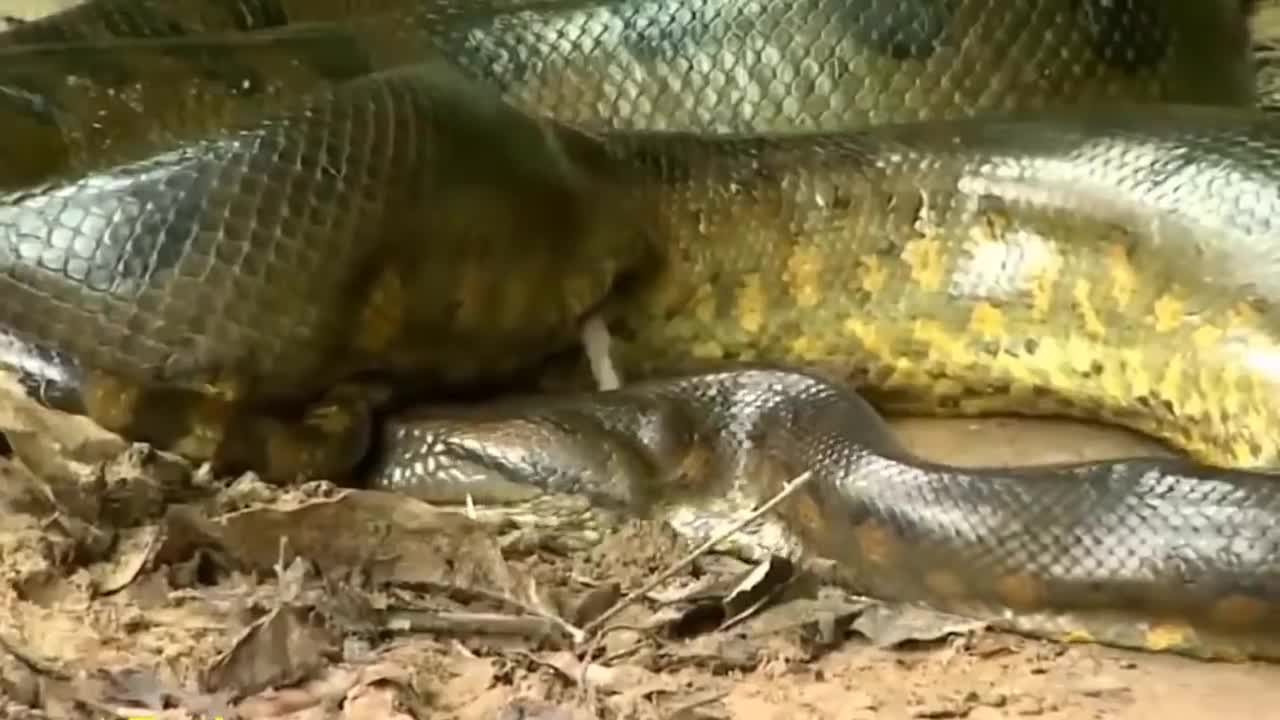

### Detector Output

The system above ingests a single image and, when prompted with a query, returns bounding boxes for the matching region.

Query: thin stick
[580,313,622,391]
[465,586,587,644]
[386,610,562,640]
[578,469,816,639]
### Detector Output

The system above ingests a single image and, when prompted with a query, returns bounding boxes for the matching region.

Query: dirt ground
[4,395,1279,720]
[3,1,1280,719]
[4,380,1280,720]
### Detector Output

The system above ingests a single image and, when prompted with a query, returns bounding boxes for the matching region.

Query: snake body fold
[2,0,1280,659]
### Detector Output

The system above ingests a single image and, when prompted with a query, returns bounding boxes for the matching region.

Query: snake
[2,0,1280,661]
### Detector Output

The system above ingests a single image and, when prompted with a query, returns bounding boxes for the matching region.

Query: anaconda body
[373,367,1280,661]
[2,0,1280,659]
[0,0,1266,464]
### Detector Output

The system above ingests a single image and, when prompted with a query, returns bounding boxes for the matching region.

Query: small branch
[580,314,621,390]
[578,469,816,639]
[463,586,587,644]
[385,610,561,640]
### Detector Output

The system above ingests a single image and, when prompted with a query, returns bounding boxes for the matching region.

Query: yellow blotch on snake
[787,334,831,362]
[1028,255,1061,320]
[1157,355,1186,410]
[1106,243,1137,310]
[1119,347,1152,398]
[1153,293,1185,333]
[857,254,887,294]
[1144,622,1196,652]
[1072,278,1106,339]
[785,246,825,308]
[902,237,945,292]
[736,272,767,333]
[967,301,1005,338]
[1064,334,1098,376]
[1059,628,1097,645]
[913,319,978,367]
[691,340,726,360]
[1192,324,1224,350]
[692,282,717,324]
[843,316,887,358]
[1027,336,1071,390]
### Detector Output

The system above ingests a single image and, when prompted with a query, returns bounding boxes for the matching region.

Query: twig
[668,689,731,716]
[580,313,621,390]
[578,468,816,640]
[385,610,561,640]
[463,586,587,644]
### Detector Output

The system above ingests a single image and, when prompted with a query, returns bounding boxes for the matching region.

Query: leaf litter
[0,371,1273,720]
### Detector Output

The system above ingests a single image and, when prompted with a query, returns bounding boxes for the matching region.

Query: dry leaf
[89,524,160,595]
[157,490,517,594]
[851,604,988,648]
[204,605,336,698]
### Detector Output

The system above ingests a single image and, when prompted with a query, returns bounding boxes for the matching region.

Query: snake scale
[3,0,1280,661]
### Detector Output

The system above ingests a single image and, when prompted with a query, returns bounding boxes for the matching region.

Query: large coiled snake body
[3,0,1280,661]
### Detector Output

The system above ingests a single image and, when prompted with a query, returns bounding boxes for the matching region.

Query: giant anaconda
[3,0,1280,660]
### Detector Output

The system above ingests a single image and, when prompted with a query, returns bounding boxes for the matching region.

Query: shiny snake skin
[2,0,1280,660]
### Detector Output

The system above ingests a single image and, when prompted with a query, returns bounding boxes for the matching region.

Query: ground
[1,386,1277,720]
[3,1,1280,719]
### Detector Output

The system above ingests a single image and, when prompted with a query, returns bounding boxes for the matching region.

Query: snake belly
[2,0,1280,659]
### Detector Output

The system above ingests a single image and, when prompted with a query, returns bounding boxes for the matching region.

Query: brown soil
[2,3,1280,719]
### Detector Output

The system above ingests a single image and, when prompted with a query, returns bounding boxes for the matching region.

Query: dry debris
[0,349,1268,719]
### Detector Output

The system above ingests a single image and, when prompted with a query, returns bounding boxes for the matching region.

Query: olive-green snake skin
[2,0,1280,661]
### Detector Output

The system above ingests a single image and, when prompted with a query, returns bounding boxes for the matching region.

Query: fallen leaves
[0,426,1021,720]
[0,367,1192,719]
